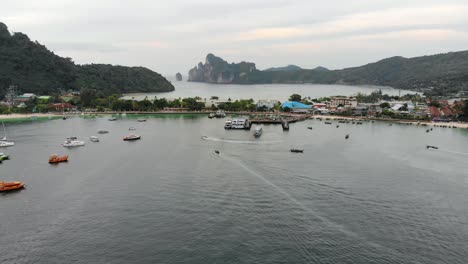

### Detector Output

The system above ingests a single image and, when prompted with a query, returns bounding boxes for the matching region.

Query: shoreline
[1,112,467,129]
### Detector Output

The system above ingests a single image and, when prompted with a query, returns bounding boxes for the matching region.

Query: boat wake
[433,148,468,156]
[201,136,282,145]
[220,154,411,262]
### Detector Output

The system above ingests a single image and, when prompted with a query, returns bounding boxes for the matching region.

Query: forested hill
[189,52,468,95]
[0,22,174,98]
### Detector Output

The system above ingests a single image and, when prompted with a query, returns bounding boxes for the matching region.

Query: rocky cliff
[188,53,256,83]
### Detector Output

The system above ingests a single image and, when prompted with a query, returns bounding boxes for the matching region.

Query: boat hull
[0,182,25,192]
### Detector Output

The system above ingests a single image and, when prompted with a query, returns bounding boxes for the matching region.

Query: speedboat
[90,136,100,142]
[254,126,263,137]
[123,134,141,141]
[224,120,232,129]
[0,141,14,147]
[0,181,25,192]
[62,139,85,147]
[49,154,68,163]
[97,130,109,134]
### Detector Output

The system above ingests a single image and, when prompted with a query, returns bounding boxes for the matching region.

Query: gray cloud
[1,0,468,75]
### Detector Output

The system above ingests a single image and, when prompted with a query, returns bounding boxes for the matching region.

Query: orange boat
[49,154,69,163]
[0,181,25,192]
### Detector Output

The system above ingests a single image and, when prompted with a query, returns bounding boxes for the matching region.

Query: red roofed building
[429,106,441,118]
[50,103,74,111]
[441,107,454,117]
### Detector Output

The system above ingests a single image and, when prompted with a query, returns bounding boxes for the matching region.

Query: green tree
[289,94,302,102]
[380,102,390,108]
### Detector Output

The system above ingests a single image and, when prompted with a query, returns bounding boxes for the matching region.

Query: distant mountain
[0,22,174,98]
[264,65,302,71]
[312,66,329,72]
[188,52,468,95]
[188,53,256,83]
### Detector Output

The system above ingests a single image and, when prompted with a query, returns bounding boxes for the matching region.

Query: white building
[329,96,357,108]
[256,100,280,110]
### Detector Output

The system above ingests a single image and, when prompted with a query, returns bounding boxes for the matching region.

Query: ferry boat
[123,134,141,141]
[229,118,251,129]
[254,126,263,137]
[62,138,85,147]
[49,154,69,163]
[0,181,25,192]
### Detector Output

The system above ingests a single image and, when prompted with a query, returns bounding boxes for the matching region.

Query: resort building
[328,96,357,108]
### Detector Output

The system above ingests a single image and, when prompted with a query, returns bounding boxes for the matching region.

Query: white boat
[90,136,100,142]
[254,126,263,137]
[0,122,14,147]
[215,110,226,118]
[0,141,14,147]
[62,139,85,147]
[224,119,232,129]
[231,118,251,129]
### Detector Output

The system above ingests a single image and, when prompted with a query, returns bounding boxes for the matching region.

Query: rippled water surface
[1,116,467,264]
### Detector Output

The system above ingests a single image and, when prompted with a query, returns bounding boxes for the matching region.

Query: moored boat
[1,122,14,147]
[123,134,141,141]
[137,119,147,122]
[49,154,69,163]
[0,153,10,160]
[62,139,85,147]
[108,117,117,121]
[0,181,25,192]
[208,113,215,119]
[290,149,304,153]
[282,121,289,130]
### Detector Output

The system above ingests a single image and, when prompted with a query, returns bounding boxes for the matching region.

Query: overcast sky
[2,0,468,75]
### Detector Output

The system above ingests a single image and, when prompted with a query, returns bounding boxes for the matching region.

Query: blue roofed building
[281,101,313,112]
